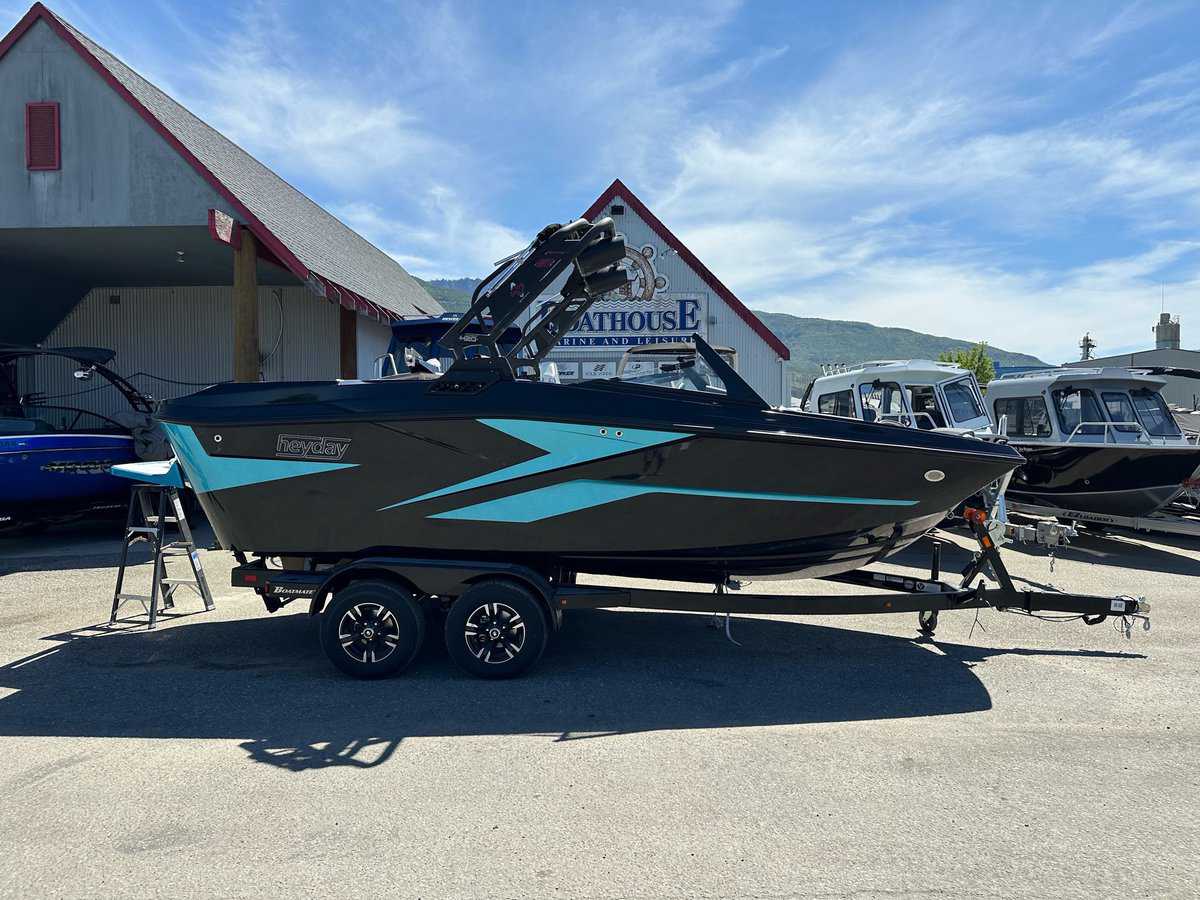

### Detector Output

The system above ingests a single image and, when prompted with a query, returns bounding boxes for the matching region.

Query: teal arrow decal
[380,418,686,510]
[430,478,918,523]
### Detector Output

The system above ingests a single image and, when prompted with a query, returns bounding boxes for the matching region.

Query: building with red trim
[530,179,790,404]
[0,3,439,414]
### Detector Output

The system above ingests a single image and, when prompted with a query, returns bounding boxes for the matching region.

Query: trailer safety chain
[1115,598,1152,639]
[997,597,1150,639]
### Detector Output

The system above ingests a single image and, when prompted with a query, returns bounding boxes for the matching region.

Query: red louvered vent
[26,102,60,171]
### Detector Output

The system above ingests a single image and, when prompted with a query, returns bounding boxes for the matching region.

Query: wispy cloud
[639,1,1200,361]
[15,0,1199,361]
[179,3,456,192]
[749,242,1200,363]
[334,192,526,280]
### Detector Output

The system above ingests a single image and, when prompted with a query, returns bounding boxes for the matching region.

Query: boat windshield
[0,416,56,436]
[1052,388,1106,438]
[1100,392,1142,433]
[942,376,984,425]
[614,350,728,395]
[20,405,125,434]
[1130,388,1181,437]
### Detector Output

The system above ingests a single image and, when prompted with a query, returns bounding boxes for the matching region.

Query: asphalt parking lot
[0,520,1197,898]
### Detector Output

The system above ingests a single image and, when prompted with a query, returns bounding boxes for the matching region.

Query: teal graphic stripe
[380,418,686,510]
[162,423,357,494]
[430,478,918,523]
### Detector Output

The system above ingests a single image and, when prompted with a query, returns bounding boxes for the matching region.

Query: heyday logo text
[275,434,352,461]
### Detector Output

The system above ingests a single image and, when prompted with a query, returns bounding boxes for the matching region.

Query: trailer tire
[320,580,425,679]
[444,580,547,679]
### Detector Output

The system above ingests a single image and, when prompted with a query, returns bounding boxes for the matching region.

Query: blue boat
[0,346,151,529]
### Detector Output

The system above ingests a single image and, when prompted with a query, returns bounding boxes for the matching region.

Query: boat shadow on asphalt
[0,516,215,576]
[0,606,1142,772]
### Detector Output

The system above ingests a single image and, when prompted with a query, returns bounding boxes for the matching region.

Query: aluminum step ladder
[110,480,214,629]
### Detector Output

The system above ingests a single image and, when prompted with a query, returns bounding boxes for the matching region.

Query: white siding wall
[33,285,342,418]
[356,316,393,379]
[520,195,787,404]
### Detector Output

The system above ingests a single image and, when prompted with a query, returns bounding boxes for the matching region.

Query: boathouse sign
[546,239,708,348]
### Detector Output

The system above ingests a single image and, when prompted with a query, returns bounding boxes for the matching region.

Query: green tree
[938,342,996,385]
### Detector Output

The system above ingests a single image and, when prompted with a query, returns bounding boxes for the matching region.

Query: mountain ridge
[755,311,1049,393]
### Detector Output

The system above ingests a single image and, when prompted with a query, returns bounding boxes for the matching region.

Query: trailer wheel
[320,580,425,679]
[445,580,548,679]
[918,610,939,637]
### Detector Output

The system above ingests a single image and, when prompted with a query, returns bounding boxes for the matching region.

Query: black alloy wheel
[444,580,548,679]
[320,579,425,679]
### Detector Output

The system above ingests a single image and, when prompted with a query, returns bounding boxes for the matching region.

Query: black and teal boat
[158,217,1022,582]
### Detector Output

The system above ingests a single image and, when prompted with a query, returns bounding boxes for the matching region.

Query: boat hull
[1006,443,1200,517]
[0,433,136,524]
[159,379,1022,581]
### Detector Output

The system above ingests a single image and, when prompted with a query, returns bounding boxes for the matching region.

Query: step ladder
[110,483,214,629]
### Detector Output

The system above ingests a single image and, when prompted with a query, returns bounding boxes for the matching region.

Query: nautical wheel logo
[608,239,669,303]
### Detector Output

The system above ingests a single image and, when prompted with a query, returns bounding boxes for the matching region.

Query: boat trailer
[1008,500,1200,540]
[553,510,1148,638]
[230,508,1150,679]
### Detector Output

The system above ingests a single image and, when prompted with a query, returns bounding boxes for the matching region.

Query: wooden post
[339,306,357,379]
[232,227,260,382]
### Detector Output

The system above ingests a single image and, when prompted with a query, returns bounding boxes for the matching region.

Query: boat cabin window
[942,377,984,424]
[1130,388,1181,437]
[993,397,1052,438]
[857,381,904,423]
[905,385,946,429]
[817,389,855,417]
[1052,388,1105,437]
[1100,392,1142,433]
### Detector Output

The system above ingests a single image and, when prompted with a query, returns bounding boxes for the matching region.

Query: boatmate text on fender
[275,434,352,461]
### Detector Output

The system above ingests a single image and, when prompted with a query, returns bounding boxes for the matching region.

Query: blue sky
[9,0,1200,362]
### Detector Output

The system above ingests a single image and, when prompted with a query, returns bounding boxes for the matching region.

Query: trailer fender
[308,566,421,616]
[306,558,554,617]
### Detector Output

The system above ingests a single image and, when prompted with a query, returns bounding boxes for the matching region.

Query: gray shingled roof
[45,5,439,319]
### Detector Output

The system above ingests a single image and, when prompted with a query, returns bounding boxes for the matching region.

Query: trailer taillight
[962,507,988,525]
